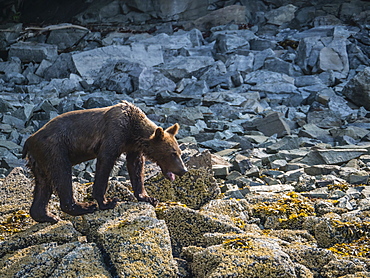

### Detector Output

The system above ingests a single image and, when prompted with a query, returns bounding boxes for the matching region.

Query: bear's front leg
[93,153,119,210]
[126,151,159,206]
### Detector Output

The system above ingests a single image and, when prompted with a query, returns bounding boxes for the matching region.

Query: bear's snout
[177,167,188,176]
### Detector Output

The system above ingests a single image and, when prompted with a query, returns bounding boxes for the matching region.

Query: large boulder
[342,67,370,110]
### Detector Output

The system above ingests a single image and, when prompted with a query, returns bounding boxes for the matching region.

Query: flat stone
[265,4,298,26]
[254,112,291,137]
[199,139,239,152]
[9,42,58,63]
[249,184,295,193]
[301,148,368,166]
[301,187,329,199]
[72,44,164,83]
[184,5,247,31]
[304,165,341,176]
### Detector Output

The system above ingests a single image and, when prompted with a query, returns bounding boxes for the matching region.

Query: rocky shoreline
[2,0,370,277]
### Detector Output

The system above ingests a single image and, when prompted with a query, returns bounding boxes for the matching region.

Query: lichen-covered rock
[0,241,110,278]
[145,168,220,209]
[160,205,244,255]
[251,192,316,229]
[0,220,81,258]
[267,229,316,244]
[0,167,33,226]
[321,259,367,278]
[339,272,370,278]
[314,218,370,248]
[72,202,155,238]
[97,215,177,277]
[283,243,335,276]
[183,233,312,278]
[200,199,255,232]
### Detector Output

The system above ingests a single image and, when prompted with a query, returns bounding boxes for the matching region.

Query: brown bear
[22,101,187,223]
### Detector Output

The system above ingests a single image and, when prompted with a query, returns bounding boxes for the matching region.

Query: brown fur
[22,101,187,223]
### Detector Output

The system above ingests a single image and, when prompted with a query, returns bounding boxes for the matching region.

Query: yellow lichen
[155,201,187,219]
[332,219,370,239]
[232,217,246,230]
[252,192,315,229]
[0,210,31,234]
[328,237,370,258]
[327,183,349,192]
[223,237,254,250]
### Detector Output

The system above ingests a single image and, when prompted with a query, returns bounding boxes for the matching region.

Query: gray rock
[244,70,297,94]
[266,136,300,153]
[0,23,22,51]
[348,171,369,185]
[72,44,164,83]
[265,4,298,26]
[199,139,239,152]
[298,124,331,142]
[301,187,329,199]
[301,148,368,166]
[249,38,277,51]
[213,33,250,55]
[253,112,291,137]
[43,53,78,80]
[295,75,324,87]
[304,165,341,176]
[330,126,369,141]
[8,42,58,63]
[263,56,300,76]
[47,28,89,51]
[306,109,342,129]
[2,72,26,85]
[159,56,214,82]
[0,57,21,74]
[282,168,305,182]
[42,74,84,97]
[253,48,275,70]
[225,53,254,74]
[342,67,370,110]
[184,5,247,31]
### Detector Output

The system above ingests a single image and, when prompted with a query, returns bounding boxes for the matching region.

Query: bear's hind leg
[30,168,59,223]
[53,162,97,216]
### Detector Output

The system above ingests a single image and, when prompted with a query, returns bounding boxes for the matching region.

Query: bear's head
[147,123,187,181]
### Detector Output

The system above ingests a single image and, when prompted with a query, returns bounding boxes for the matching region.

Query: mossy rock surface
[145,168,220,209]
[183,233,313,278]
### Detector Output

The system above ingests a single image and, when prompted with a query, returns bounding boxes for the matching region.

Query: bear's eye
[171,153,178,158]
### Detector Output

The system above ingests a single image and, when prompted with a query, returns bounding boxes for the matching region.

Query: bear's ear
[153,127,165,140]
[165,123,179,136]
